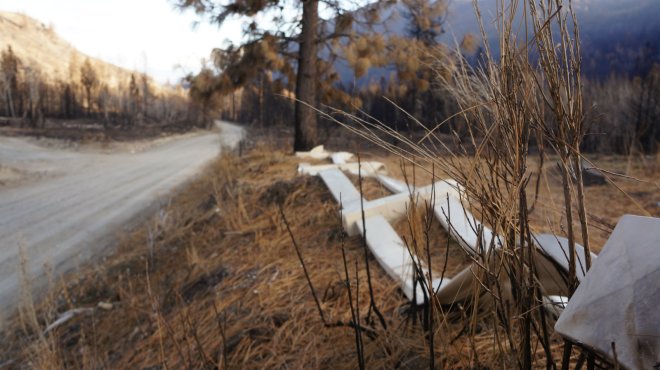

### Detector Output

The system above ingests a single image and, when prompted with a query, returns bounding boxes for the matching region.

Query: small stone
[97,301,113,311]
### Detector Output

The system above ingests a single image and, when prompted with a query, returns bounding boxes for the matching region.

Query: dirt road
[0,121,243,318]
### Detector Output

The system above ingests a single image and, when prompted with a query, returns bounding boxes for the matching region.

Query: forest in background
[0,44,212,130]
[187,0,659,155]
[0,12,211,133]
[0,1,657,153]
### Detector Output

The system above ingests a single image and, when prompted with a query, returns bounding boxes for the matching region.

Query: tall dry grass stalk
[16,245,66,369]
[320,0,598,367]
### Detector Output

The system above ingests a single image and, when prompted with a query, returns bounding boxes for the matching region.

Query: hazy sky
[0,0,246,84]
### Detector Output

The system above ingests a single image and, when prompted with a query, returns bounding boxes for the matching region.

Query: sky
[0,0,246,84]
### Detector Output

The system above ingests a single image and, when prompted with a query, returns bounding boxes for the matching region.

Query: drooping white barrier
[431,194,502,256]
[375,175,409,194]
[342,180,461,236]
[297,147,660,370]
[317,167,484,304]
[316,168,434,303]
[533,234,597,282]
[298,148,599,309]
[373,173,597,307]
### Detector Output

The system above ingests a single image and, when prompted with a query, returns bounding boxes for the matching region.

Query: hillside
[0,12,162,92]
[0,11,211,134]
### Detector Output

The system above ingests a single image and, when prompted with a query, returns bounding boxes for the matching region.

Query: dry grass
[379,153,660,253]
[0,139,656,368]
[526,153,660,251]
[1,1,658,367]
[305,0,660,367]
[0,117,203,143]
[0,144,458,369]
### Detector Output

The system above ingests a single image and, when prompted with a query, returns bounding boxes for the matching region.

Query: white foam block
[534,234,597,281]
[432,195,501,255]
[295,145,331,160]
[356,215,433,304]
[331,152,354,164]
[317,168,362,209]
[555,215,660,370]
[298,161,386,176]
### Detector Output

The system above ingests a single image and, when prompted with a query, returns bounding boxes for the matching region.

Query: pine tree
[175,0,392,151]
[631,63,660,153]
[397,0,448,121]
[187,65,219,128]
[129,73,141,125]
[1,46,20,117]
[80,58,98,115]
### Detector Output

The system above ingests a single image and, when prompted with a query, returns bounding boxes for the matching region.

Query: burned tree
[1,45,20,118]
[80,58,98,115]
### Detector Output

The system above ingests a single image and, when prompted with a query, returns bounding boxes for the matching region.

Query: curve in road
[0,121,244,318]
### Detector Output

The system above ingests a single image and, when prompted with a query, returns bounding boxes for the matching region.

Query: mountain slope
[0,12,158,91]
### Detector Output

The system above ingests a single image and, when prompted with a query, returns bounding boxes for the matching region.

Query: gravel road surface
[0,121,243,318]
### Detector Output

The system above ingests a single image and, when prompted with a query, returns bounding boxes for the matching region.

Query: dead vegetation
[1,1,658,368]
[0,140,655,369]
[312,0,659,367]
[0,117,204,143]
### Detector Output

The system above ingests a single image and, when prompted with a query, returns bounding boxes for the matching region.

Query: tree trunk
[259,72,265,128]
[231,92,236,121]
[293,0,319,151]
[5,77,15,118]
